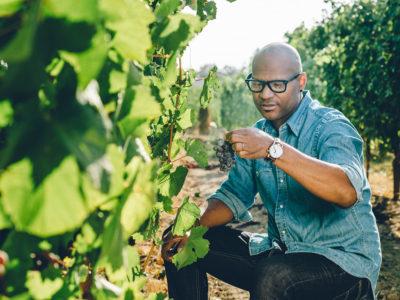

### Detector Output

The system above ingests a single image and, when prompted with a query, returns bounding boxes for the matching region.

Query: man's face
[251,54,306,130]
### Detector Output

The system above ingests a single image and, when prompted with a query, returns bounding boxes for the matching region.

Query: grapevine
[0,0,232,299]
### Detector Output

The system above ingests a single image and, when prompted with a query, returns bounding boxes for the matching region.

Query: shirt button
[282,230,286,235]
[280,205,283,208]
[256,171,259,176]
[280,179,284,183]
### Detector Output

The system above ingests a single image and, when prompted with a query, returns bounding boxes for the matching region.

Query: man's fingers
[228,134,248,144]
[161,235,187,262]
[235,150,251,158]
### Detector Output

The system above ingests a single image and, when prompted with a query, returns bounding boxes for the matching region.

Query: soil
[138,156,400,300]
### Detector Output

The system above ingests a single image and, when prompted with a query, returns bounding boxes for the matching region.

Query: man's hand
[161,230,189,262]
[225,128,274,160]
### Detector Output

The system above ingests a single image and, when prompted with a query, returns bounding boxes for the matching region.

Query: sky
[181,0,334,71]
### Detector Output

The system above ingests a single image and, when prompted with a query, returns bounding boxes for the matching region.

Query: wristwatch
[265,138,284,162]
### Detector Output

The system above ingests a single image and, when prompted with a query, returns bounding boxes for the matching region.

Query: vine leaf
[176,108,193,130]
[200,66,219,108]
[172,226,209,270]
[26,271,64,300]
[44,0,98,23]
[186,139,208,167]
[99,0,155,63]
[60,30,108,90]
[0,0,24,17]
[0,157,89,237]
[158,165,188,198]
[172,196,200,236]
[0,99,13,128]
[155,0,181,20]
[118,86,161,138]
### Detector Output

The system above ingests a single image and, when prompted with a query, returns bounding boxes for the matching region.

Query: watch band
[264,138,284,162]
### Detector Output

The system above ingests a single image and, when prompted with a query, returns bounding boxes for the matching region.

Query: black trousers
[164,226,374,300]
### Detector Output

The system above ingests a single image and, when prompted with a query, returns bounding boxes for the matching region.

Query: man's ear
[299,72,307,91]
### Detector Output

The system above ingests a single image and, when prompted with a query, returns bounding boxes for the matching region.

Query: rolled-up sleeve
[316,116,365,202]
[207,154,258,222]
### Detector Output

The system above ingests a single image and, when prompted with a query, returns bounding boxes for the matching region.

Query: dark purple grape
[214,138,235,172]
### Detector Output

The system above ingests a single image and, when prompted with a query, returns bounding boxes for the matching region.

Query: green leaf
[77,264,89,283]
[0,1,40,62]
[100,0,155,63]
[53,96,111,192]
[200,66,219,108]
[74,222,98,254]
[155,0,181,20]
[172,226,209,270]
[98,212,125,272]
[109,69,127,93]
[156,13,205,54]
[172,197,200,236]
[176,108,193,130]
[60,30,109,90]
[118,86,161,138]
[25,271,63,300]
[0,0,23,17]
[0,99,13,128]
[186,139,208,167]
[0,157,89,237]
[204,1,217,20]
[121,159,158,234]
[0,202,12,230]
[1,232,40,295]
[146,292,168,300]
[158,165,188,197]
[44,0,98,23]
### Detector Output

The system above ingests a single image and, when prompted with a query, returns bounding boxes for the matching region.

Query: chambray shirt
[208,91,381,293]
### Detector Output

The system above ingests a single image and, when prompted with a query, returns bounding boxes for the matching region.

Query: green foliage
[215,70,261,130]
[286,0,400,199]
[172,226,209,270]
[186,139,209,167]
[172,197,201,236]
[0,0,229,298]
[200,66,219,108]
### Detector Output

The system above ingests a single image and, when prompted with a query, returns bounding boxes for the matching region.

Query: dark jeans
[164,226,374,300]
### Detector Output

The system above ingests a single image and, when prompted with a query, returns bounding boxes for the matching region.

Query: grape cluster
[214,138,235,172]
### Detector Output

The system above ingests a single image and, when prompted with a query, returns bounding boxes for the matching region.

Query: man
[162,43,381,299]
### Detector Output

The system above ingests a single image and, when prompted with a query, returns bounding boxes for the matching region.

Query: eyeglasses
[245,72,302,93]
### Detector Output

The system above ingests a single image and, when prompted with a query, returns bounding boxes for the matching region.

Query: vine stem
[171,154,188,163]
[167,56,183,164]
[143,243,155,273]
[147,54,171,59]
[143,56,183,272]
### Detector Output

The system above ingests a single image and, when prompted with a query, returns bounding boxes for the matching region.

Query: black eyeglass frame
[245,72,302,93]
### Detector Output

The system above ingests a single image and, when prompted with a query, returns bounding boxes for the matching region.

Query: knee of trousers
[251,261,296,299]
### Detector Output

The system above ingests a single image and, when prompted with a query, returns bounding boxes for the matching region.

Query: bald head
[252,43,302,75]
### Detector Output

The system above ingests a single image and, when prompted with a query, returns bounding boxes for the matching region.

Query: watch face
[270,144,283,158]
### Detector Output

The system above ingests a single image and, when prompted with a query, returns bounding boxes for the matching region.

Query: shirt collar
[261,90,312,136]
[286,90,312,136]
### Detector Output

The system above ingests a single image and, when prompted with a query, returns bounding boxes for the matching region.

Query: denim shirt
[208,91,382,293]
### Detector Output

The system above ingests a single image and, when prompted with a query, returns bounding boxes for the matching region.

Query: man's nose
[261,84,274,98]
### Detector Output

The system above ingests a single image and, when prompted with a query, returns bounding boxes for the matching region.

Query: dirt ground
[138,153,400,300]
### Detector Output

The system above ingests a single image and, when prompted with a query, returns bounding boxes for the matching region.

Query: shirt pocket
[254,159,276,204]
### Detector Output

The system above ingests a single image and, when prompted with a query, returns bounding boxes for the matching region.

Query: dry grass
[368,155,394,198]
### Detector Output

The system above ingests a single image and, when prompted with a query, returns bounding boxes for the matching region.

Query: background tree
[286,0,400,200]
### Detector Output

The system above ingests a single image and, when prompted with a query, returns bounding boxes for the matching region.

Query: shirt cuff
[207,189,252,222]
[338,164,363,203]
